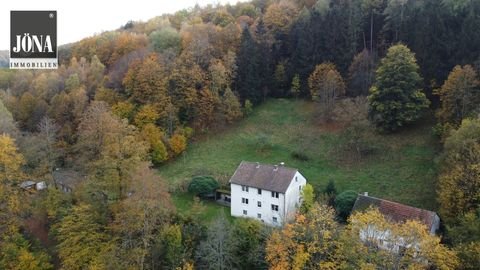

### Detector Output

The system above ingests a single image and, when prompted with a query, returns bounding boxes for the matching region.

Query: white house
[229,161,307,226]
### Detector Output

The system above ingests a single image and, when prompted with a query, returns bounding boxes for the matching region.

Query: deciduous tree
[437,118,480,223]
[435,65,480,130]
[110,163,173,269]
[308,63,346,118]
[195,215,234,270]
[221,88,243,124]
[169,133,187,156]
[55,203,109,270]
[266,203,341,269]
[368,44,430,132]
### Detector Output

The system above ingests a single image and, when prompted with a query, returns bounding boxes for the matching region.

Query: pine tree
[347,49,375,96]
[368,44,430,132]
[235,27,261,104]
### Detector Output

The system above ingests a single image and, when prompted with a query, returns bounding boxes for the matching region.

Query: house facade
[229,161,307,226]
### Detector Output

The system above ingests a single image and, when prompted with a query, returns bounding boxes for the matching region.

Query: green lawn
[171,193,231,221]
[159,98,440,215]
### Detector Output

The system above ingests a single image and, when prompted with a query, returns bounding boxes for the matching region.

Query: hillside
[160,98,439,211]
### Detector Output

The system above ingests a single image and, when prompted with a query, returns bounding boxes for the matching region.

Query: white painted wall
[284,171,307,222]
[230,171,307,226]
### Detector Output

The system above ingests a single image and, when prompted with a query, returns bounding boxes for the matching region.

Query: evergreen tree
[255,17,273,99]
[368,44,430,132]
[235,27,261,104]
[347,49,375,96]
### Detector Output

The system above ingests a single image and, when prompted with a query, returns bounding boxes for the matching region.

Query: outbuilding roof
[352,194,439,231]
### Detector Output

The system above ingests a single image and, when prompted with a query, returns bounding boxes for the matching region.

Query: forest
[0,0,479,269]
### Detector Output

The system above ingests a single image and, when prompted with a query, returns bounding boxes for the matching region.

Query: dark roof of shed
[352,194,439,230]
[229,161,298,193]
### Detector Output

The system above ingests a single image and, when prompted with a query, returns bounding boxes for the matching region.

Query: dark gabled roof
[352,194,439,230]
[229,161,298,193]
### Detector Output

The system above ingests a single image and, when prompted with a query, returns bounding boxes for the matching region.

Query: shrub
[335,190,358,221]
[188,176,219,198]
[291,150,310,161]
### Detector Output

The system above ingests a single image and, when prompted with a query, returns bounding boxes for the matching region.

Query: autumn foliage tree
[0,135,25,235]
[435,65,480,131]
[123,54,169,110]
[437,118,480,223]
[140,123,168,165]
[221,88,243,124]
[55,203,109,270]
[169,133,187,156]
[266,203,341,269]
[368,44,430,132]
[109,163,174,269]
[76,102,147,201]
[309,63,346,118]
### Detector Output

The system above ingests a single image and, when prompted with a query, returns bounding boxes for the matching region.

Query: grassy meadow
[158,99,440,219]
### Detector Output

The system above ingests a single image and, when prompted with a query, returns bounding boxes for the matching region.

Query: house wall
[230,171,307,226]
[284,171,307,222]
[231,183,286,226]
[430,214,441,234]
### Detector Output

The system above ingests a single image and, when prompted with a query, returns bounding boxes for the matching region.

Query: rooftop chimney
[274,165,278,171]
[364,192,369,196]
[280,162,285,166]
[256,162,260,168]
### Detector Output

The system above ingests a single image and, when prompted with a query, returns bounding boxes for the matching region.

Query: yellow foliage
[435,65,480,129]
[169,133,187,156]
[0,134,25,184]
[266,203,341,269]
[111,101,134,120]
[134,104,160,128]
[341,208,459,269]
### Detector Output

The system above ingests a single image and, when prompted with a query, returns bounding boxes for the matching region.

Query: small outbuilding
[352,193,440,234]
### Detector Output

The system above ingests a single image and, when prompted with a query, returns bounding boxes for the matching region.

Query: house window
[257,201,262,207]
[271,191,279,198]
[295,176,298,182]
[271,204,279,211]
[299,185,302,191]
[258,188,262,195]
[242,185,249,192]
[243,210,247,215]
[257,213,261,219]
[242,198,249,204]
[273,217,278,223]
